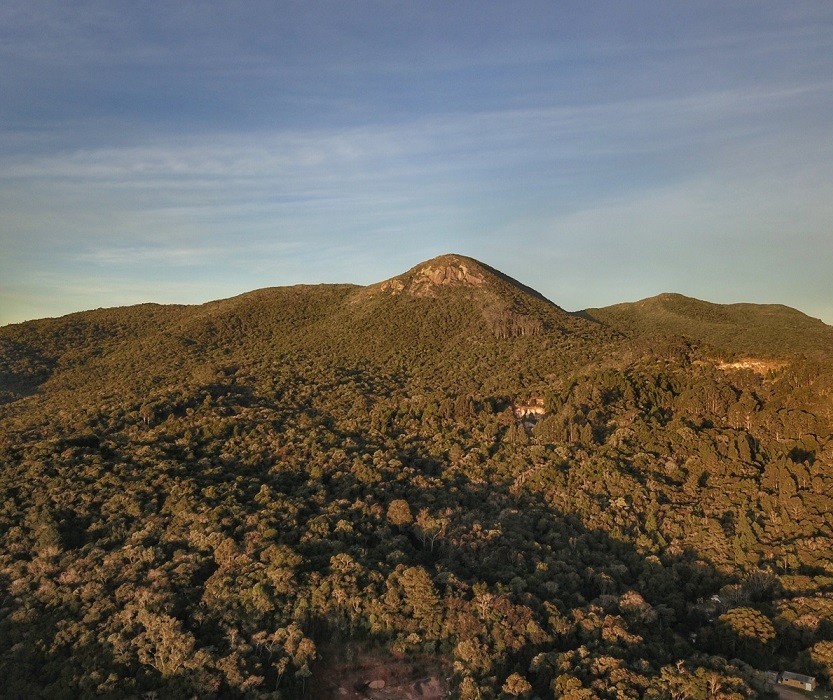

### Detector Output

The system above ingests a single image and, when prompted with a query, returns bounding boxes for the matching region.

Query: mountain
[1,255,833,698]
[0,254,620,404]
[585,292,833,359]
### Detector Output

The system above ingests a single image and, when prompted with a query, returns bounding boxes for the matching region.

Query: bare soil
[307,642,451,699]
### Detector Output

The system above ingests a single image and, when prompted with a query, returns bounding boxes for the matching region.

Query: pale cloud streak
[1,2,832,325]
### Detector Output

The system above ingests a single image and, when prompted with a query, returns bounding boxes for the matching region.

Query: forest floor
[306,642,451,699]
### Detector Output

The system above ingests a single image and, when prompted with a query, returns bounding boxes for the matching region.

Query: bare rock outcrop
[378,257,486,298]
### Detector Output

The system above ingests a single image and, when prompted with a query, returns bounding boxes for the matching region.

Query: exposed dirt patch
[715,358,786,374]
[307,642,451,699]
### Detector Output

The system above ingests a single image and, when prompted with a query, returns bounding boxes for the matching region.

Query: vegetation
[1,254,831,698]
[585,292,833,359]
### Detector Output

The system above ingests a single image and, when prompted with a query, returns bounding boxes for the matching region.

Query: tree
[398,566,442,639]
[808,640,833,685]
[133,610,199,678]
[415,508,449,551]
[387,499,413,527]
[139,403,156,426]
[716,607,775,664]
[502,672,532,697]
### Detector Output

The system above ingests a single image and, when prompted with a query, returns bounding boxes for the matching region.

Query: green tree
[716,607,775,664]
[387,499,413,527]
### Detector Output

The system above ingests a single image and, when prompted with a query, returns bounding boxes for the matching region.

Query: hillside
[585,292,833,360]
[0,254,619,405]
[1,255,833,698]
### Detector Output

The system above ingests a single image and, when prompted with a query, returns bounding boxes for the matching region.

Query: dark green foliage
[1,255,831,697]
[585,292,833,359]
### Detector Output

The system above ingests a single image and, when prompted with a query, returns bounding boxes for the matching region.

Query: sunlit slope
[0,254,618,402]
[586,292,833,359]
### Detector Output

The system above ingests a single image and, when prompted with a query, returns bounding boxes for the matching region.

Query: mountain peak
[347,253,607,343]
[376,253,488,297]
[368,254,559,308]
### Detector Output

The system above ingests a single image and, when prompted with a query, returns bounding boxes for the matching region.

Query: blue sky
[2,1,832,326]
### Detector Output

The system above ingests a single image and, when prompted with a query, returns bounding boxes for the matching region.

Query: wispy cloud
[488,169,833,320]
[2,2,832,326]
[76,245,220,267]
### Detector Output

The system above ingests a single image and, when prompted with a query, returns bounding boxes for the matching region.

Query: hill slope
[0,254,620,403]
[1,255,833,698]
[585,292,833,359]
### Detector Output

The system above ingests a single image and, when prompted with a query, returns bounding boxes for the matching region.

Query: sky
[2,1,833,326]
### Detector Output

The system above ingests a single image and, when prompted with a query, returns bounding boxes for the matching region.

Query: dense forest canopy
[1,254,832,699]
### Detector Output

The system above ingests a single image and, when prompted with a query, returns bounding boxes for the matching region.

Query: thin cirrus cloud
[9,80,826,194]
[77,245,222,267]
[1,2,832,325]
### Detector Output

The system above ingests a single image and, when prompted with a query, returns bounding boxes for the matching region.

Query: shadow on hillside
[248,450,787,698]
[570,309,604,324]
[0,338,55,404]
[3,381,827,698]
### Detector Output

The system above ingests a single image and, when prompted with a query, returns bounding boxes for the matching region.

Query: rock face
[378,255,486,297]
[411,261,485,289]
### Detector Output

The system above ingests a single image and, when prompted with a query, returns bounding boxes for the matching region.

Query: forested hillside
[586,292,833,359]
[1,255,831,699]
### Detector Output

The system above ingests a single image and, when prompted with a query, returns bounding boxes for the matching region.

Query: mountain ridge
[2,254,828,371]
[0,253,833,408]
[1,255,830,405]
[586,290,833,359]
[2,255,827,338]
